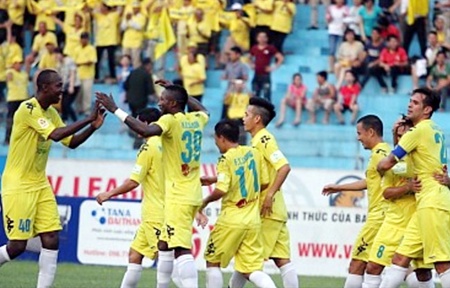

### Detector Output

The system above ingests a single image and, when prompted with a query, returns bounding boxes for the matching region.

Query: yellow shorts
[351,221,381,262]
[261,218,290,260]
[130,221,162,260]
[2,187,61,240]
[160,202,199,250]
[204,224,264,274]
[369,222,405,266]
[397,209,450,265]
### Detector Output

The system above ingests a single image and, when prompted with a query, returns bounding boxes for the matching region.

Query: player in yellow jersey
[96,108,165,288]
[197,119,276,288]
[0,69,105,288]
[234,97,298,288]
[322,115,389,288]
[96,80,209,288]
[378,88,450,288]
[362,119,433,288]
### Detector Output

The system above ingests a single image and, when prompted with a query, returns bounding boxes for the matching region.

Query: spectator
[252,0,275,46]
[334,28,365,87]
[3,21,23,78]
[306,71,336,124]
[344,0,364,37]
[270,0,296,54]
[27,0,56,32]
[220,3,251,65]
[275,73,308,127]
[116,54,133,111]
[373,35,409,93]
[249,31,284,102]
[334,70,361,125]
[38,42,58,70]
[55,49,80,123]
[143,0,164,61]
[27,22,57,64]
[121,1,146,69]
[179,42,206,70]
[402,0,429,56]
[5,56,29,145]
[434,0,450,31]
[224,79,251,144]
[187,9,211,57]
[359,0,383,42]
[426,51,450,110]
[75,32,97,116]
[6,0,25,47]
[434,15,450,50]
[195,0,222,69]
[327,0,349,72]
[377,15,401,40]
[52,13,85,60]
[222,46,249,88]
[94,2,121,83]
[358,27,385,88]
[411,31,442,89]
[174,0,195,56]
[308,0,330,30]
[179,46,207,106]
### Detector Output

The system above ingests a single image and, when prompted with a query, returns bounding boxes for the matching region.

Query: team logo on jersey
[260,135,271,148]
[25,102,35,114]
[137,143,148,156]
[356,237,368,256]
[328,175,366,207]
[205,239,216,255]
[154,227,161,238]
[37,118,50,129]
[5,215,14,233]
[166,225,175,239]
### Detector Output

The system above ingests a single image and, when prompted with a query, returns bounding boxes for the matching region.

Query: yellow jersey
[229,17,251,51]
[179,54,206,69]
[395,119,450,211]
[94,11,120,46]
[194,0,221,32]
[180,60,206,96]
[0,44,6,82]
[5,42,23,69]
[366,142,391,222]
[74,44,97,80]
[271,1,296,34]
[226,92,250,119]
[129,137,165,223]
[6,69,28,102]
[38,52,58,70]
[1,98,73,194]
[254,0,274,27]
[7,0,26,25]
[122,13,146,48]
[29,0,56,31]
[62,24,84,59]
[187,18,211,44]
[382,156,416,227]
[154,111,209,205]
[251,128,289,222]
[31,32,57,56]
[215,146,269,228]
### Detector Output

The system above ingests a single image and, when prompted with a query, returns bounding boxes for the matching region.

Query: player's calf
[362,262,384,288]
[243,271,277,288]
[206,262,223,288]
[272,258,299,288]
[120,248,144,288]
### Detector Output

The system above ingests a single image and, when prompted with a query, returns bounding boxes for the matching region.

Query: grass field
[0,260,346,287]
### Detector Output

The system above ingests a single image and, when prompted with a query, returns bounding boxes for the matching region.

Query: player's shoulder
[375,142,391,155]
[16,98,38,116]
[252,128,276,147]
[187,110,209,121]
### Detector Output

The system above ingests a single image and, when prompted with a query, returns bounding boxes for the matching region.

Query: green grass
[0,260,345,287]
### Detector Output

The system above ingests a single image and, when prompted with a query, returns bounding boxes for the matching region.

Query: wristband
[114,108,129,123]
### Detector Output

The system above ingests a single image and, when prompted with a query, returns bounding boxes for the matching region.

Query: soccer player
[96,108,164,288]
[322,115,390,288]
[362,119,432,288]
[0,69,105,288]
[198,119,276,288]
[96,81,209,288]
[235,97,298,288]
[377,88,450,288]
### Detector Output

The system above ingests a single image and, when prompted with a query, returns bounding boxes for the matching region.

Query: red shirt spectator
[380,24,401,40]
[250,44,278,75]
[379,47,408,67]
[340,83,361,106]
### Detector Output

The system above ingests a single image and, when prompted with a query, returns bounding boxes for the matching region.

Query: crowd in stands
[0,0,449,148]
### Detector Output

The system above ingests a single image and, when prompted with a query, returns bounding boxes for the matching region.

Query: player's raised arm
[187,96,209,114]
[97,179,139,205]
[322,179,367,195]
[95,92,163,138]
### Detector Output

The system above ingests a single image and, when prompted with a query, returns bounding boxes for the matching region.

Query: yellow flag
[154,8,176,60]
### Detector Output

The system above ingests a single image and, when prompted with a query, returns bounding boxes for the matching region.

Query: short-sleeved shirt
[380,47,408,67]
[7,0,26,25]
[380,25,401,40]
[6,69,28,102]
[359,5,382,37]
[1,98,72,194]
[430,63,450,80]
[251,128,289,222]
[129,137,164,223]
[365,40,384,63]
[250,44,278,75]
[180,60,206,96]
[254,0,274,27]
[31,32,57,57]
[226,92,251,119]
[223,60,249,87]
[94,11,120,46]
[328,5,349,36]
[154,111,209,205]
[271,1,296,34]
[38,52,58,70]
[74,44,97,80]
[122,13,146,49]
[393,119,450,211]
[215,146,269,228]
[62,25,84,59]
[337,41,365,62]
[340,83,361,106]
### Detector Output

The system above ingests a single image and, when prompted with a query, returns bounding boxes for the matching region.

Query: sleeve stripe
[392,145,407,160]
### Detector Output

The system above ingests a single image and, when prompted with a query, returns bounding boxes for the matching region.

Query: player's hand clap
[322,184,340,195]
[195,211,208,228]
[261,196,274,217]
[200,176,217,186]
[95,92,118,113]
[96,192,111,205]
[90,102,107,129]
[407,177,422,193]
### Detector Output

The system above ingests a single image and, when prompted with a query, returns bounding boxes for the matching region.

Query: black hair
[436,51,447,58]
[387,34,399,42]
[345,69,359,83]
[357,115,383,137]
[344,28,356,38]
[292,73,302,80]
[36,69,59,92]
[165,85,189,109]
[121,54,132,61]
[429,30,438,36]
[215,119,239,143]
[80,32,89,39]
[137,107,161,124]
[377,16,390,27]
[249,97,276,126]
[372,26,382,34]
[412,87,441,117]
[317,70,328,80]
[230,46,242,55]
[141,57,152,66]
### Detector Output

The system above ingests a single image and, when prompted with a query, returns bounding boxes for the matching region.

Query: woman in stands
[275,73,308,127]
[334,70,360,125]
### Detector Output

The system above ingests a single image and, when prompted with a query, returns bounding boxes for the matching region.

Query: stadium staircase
[0,4,448,170]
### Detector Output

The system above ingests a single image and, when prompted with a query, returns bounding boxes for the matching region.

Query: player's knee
[365,262,384,275]
[273,258,290,268]
[7,240,27,259]
[157,240,169,251]
[434,262,450,275]
[348,259,366,275]
[128,248,143,264]
[39,231,59,250]
[174,247,191,258]
[415,268,432,281]
[391,253,410,268]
